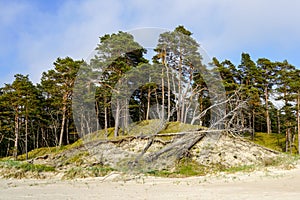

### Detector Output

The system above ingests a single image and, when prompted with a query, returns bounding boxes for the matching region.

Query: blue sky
[1,0,300,86]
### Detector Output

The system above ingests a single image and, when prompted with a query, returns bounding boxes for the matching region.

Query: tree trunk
[161,48,171,121]
[66,118,69,144]
[114,100,120,137]
[104,96,108,137]
[13,108,19,160]
[181,97,185,124]
[251,110,255,140]
[297,91,300,154]
[289,128,293,154]
[59,94,68,146]
[122,98,129,135]
[286,128,289,152]
[177,55,182,122]
[241,112,245,129]
[139,89,143,121]
[59,106,66,146]
[36,126,39,149]
[175,47,183,122]
[199,95,203,126]
[265,87,271,134]
[95,100,99,131]
[277,109,281,134]
[155,90,160,118]
[161,66,165,120]
[25,105,28,160]
[166,65,171,121]
[6,142,10,157]
[146,87,151,120]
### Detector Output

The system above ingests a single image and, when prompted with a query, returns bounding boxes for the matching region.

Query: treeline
[214,54,300,154]
[0,26,299,159]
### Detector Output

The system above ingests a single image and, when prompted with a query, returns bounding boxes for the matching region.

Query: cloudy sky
[1,0,300,86]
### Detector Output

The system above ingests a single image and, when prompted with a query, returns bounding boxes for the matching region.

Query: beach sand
[1,165,300,200]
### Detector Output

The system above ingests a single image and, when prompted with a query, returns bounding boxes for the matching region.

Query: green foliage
[250,132,289,152]
[145,159,213,178]
[174,160,208,177]
[17,147,58,160]
[0,160,55,172]
[41,57,83,146]
[64,151,89,166]
[146,154,297,177]
[0,74,42,158]
[159,121,205,134]
[62,166,114,179]
[16,139,83,161]
[2,25,300,177]
[82,120,204,143]
[224,165,256,173]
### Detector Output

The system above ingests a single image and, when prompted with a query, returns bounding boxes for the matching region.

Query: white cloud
[199,1,300,62]
[1,0,300,86]
[16,0,123,84]
[121,0,300,64]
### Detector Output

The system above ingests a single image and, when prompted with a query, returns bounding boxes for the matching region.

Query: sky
[1,0,300,87]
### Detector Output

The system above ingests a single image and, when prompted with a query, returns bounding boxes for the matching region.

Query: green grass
[146,159,293,178]
[16,139,83,160]
[16,147,59,161]
[249,132,297,153]
[145,153,299,178]
[15,139,84,161]
[2,121,299,179]
[223,165,256,173]
[170,160,254,177]
[64,151,89,166]
[0,160,55,172]
[174,160,208,177]
[62,165,114,179]
[159,121,205,134]
[83,120,205,142]
[146,159,213,178]
[0,159,55,178]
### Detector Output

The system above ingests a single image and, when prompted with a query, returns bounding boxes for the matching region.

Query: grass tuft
[0,159,55,179]
[0,160,55,172]
[248,132,287,152]
[62,165,114,179]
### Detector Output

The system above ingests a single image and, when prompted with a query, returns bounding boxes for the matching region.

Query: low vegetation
[245,132,299,154]
[146,154,298,178]
[0,159,55,179]
[62,165,114,180]
[0,121,298,180]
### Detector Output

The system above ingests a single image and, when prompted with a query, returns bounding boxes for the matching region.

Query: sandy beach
[1,164,300,200]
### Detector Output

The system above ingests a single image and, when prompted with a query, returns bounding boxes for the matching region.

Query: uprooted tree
[72,26,257,172]
[2,25,300,161]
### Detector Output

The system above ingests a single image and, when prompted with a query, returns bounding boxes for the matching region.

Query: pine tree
[289,69,300,154]
[0,74,38,159]
[41,57,83,146]
[92,31,146,137]
[153,26,202,123]
[276,61,296,152]
[256,58,279,134]
[237,53,261,134]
